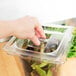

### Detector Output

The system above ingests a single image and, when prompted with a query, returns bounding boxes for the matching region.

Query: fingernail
[42,34,46,39]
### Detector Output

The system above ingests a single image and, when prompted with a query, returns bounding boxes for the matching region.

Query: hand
[11,16,46,45]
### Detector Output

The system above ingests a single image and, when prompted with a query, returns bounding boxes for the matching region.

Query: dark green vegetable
[67,28,76,58]
[45,33,51,39]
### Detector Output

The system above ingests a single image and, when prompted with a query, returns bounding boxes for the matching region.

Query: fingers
[35,25,46,38]
[35,30,41,38]
[31,17,46,38]
[29,35,40,46]
[34,19,46,38]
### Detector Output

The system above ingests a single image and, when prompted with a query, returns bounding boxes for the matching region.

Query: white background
[0,0,76,23]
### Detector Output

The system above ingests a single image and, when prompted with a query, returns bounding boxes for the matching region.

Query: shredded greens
[43,26,66,33]
[67,28,76,58]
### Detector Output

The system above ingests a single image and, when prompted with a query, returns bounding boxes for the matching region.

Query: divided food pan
[3,24,73,64]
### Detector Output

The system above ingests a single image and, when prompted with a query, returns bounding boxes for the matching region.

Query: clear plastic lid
[3,24,73,64]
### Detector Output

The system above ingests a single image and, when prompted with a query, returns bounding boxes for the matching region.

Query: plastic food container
[3,24,73,64]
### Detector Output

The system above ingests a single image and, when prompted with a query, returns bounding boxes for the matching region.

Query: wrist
[7,20,16,36]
